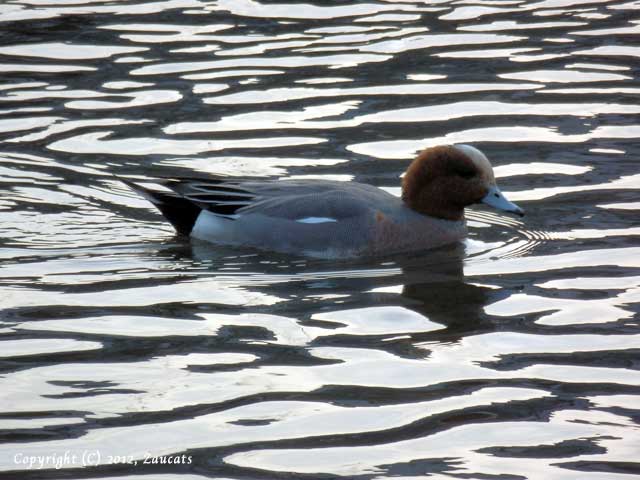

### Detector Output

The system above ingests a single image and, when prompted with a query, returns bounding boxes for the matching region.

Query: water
[1,0,639,478]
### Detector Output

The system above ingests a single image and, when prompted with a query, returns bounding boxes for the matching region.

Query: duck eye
[456,169,475,179]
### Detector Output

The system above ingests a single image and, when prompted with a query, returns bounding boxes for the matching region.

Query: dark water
[1,1,640,479]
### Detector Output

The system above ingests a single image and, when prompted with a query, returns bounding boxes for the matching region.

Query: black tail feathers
[121,178,201,236]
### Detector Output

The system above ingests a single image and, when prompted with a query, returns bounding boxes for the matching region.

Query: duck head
[401,144,524,221]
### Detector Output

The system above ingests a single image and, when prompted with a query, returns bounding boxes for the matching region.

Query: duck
[123,144,524,259]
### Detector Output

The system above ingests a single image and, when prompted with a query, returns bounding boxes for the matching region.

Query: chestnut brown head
[401,144,524,221]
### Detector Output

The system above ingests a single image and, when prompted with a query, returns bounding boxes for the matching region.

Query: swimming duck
[124,144,523,258]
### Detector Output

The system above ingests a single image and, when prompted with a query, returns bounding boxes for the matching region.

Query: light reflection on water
[1,0,639,479]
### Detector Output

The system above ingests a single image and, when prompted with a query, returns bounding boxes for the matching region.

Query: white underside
[191,211,234,242]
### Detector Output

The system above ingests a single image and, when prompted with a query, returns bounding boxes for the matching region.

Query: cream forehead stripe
[453,144,496,184]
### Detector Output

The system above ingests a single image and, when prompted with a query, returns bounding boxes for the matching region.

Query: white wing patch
[296,217,338,224]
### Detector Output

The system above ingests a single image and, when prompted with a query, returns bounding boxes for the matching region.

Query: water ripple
[1,0,639,479]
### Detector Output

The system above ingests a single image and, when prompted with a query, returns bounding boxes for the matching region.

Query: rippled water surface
[1,0,640,479]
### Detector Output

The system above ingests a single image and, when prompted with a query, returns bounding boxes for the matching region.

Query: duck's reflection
[183,240,512,350]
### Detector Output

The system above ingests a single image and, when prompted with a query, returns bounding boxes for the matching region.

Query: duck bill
[481,185,525,217]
